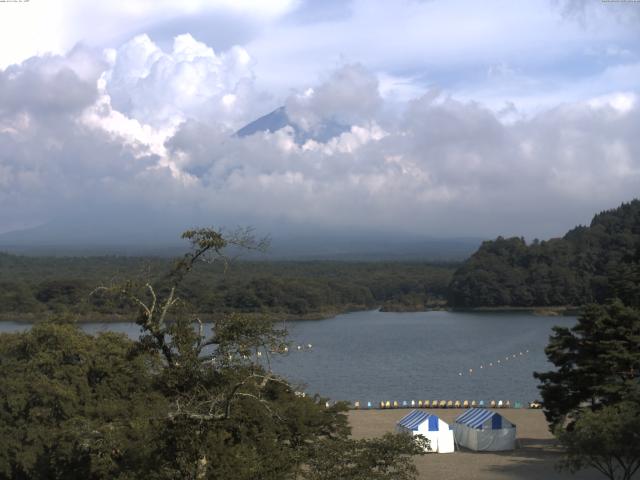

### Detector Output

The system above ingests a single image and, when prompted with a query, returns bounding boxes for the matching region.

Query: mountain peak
[235,106,350,144]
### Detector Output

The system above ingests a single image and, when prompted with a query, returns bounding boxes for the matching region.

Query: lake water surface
[0,310,575,405]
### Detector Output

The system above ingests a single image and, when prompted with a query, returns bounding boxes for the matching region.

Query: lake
[0,310,575,405]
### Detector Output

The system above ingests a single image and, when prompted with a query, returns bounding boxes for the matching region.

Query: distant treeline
[0,255,455,320]
[449,200,640,308]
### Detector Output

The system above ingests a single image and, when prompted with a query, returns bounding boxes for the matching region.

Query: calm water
[0,310,575,404]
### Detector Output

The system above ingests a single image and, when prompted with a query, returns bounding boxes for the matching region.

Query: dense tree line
[0,254,454,320]
[449,200,640,308]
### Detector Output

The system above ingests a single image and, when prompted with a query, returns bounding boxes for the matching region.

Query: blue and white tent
[453,408,516,451]
[396,410,454,453]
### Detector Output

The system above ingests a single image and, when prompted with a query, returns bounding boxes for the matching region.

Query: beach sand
[348,409,609,480]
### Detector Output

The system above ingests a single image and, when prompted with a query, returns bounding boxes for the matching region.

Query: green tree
[534,300,640,430]
[534,300,640,480]
[557,402,640,480]
[303,433,427,480]
[0,323,166,479]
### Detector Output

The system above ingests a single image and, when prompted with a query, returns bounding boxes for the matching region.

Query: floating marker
[458,372,463,376]
[257,351,262,357]
[307,344,313,349]
[489,362,493,366]
[480,365,483,369]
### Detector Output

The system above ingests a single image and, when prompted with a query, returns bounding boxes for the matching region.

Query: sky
[0,0,639,244]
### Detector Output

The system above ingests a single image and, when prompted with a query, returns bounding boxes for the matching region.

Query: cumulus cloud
[104,34,257,129]
[0,32,639,242]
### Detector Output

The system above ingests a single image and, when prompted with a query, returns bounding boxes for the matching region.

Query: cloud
[0,31,639,242]
[285,64,382,131]
[162,79,640,238]
[104,34,257,129]
[0,0,297,69]
[0,46,104,118]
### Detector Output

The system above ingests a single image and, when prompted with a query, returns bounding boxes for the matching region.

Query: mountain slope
[235,106,350,144]
[448,200,640,308]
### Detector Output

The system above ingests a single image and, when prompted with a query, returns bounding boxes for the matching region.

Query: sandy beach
[348,409,610,480]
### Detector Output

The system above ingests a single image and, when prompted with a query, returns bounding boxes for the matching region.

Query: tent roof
[455,408,514,430]
[397,410,445,431]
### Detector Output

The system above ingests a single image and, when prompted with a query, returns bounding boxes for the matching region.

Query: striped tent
[453,408,516,451]
[396,410,454,453]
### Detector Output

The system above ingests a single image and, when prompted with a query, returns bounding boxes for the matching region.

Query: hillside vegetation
[449,200,640,308]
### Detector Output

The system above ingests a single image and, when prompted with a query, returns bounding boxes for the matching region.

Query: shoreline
[0,304,581,324]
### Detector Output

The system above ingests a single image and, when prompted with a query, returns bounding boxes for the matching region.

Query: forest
[449,200,640,308]
[0,254,454,321]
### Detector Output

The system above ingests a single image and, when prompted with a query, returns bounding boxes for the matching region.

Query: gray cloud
[0,46,103,117]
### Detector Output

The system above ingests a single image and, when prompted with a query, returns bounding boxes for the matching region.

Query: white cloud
[104,34,257,129]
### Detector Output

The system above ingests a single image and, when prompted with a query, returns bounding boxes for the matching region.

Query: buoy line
[457,349,531,377]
